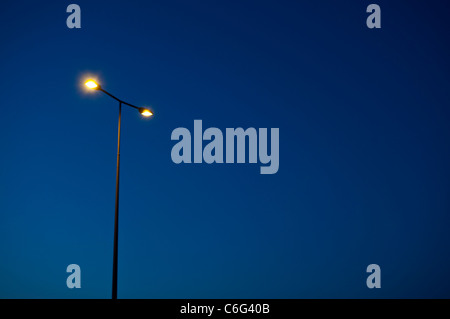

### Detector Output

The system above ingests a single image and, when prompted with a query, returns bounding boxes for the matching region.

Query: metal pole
[112,101,121,299]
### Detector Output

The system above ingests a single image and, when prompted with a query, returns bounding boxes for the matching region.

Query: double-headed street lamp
[85,79,153,299]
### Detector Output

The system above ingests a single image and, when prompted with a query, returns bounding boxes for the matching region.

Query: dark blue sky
[1,0,450,298]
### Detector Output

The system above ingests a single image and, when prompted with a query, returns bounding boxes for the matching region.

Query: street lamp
[84,79,153,299]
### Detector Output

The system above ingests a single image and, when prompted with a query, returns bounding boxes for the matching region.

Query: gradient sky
[1,0,450,298]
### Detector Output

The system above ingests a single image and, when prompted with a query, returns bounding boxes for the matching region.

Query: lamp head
[85,80,101,90]
[139,107,153,117]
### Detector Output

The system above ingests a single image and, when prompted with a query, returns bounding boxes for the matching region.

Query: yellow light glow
[140,109,153,117]
[85,80,99,89]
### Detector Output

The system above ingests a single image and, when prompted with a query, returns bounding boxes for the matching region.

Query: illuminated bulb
[139,108,153,117]
[85,80,99,89]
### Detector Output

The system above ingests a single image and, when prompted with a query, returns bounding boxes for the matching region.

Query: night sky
[1,0,450,298]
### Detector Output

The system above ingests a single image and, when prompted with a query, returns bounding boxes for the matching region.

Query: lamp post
[84,79,153,299]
